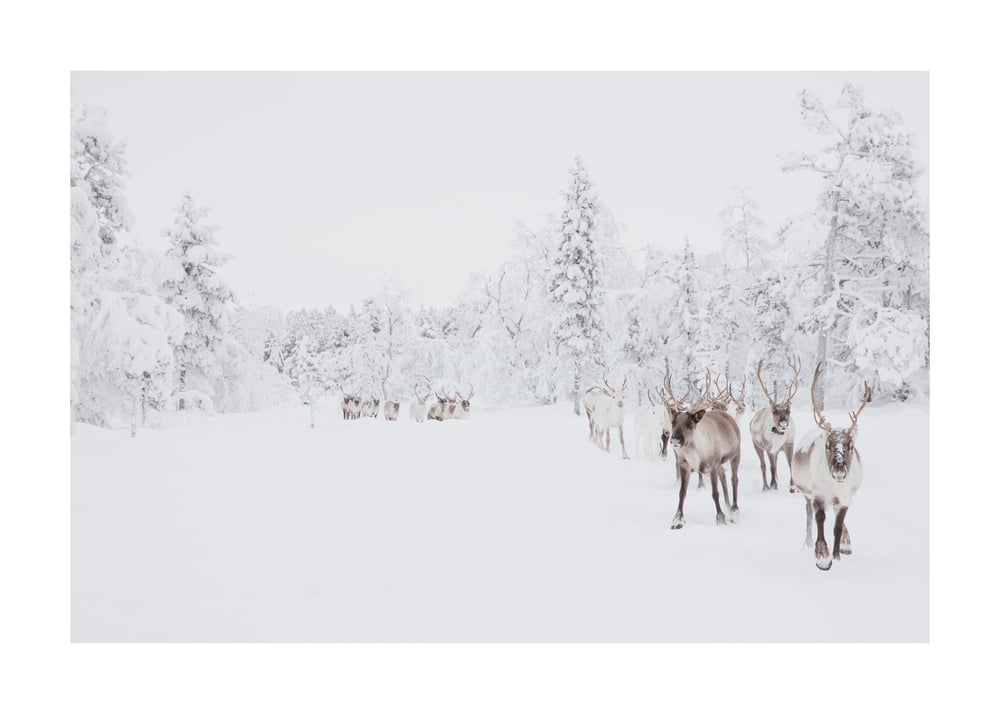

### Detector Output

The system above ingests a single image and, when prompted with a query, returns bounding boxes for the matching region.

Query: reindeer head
[660,370,725,449]
[414,383,431,405]
[602,373,628,409]
[811,363,869,482]
[730,377,747,416]
[757,357,801,434]
[457,383,474,415]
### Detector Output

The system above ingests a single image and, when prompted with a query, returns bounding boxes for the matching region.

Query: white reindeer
[592,376,629,459]
[749,357,801,491]
[410,384,430,422]
[791,364,869,571]
[632,389,672,463]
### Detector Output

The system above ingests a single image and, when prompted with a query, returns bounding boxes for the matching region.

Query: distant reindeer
[410,384,431,422]
[710,375,747,418]
[383,400,400,421]
[749,357,801,491]
[632,389,672,463]
[662,373,741,529]
[447,384,474,419]
[591,375,629,459]
[371,398,380,419]
[349,396,361,420]
[427,391,449,421]
[792,364,869,571]
[341,394,355,420]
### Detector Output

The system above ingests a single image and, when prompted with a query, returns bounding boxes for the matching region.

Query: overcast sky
[70,72,928,311]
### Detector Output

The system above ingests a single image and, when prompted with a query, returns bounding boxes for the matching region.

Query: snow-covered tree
[160,193,235,409]
[549,157,606,414]
[661,239,703,393]
[782,83,929,406]
[719,187,765,273]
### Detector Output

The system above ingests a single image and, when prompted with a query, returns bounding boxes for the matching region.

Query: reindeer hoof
[622,455,630,460]
[840,543,852,556]
[716,513,728,525]
[727,508,739,524]
[815,542,832,570]
[670,516,685,530]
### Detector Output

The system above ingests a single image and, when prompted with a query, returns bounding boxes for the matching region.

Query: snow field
[72,399,928,641]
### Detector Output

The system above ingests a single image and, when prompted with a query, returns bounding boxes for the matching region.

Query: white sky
[70,72,928,311]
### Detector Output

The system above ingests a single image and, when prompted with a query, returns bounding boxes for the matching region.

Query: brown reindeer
[749,357,801,491]
[427,391,449,421]
[662,373,741,529]
[791,364,868,570]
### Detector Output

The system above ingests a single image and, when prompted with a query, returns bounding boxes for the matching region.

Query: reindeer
[371,398,380,418]
[409,384,431,422]
[582,386,608,442]
[792,364,868,571]
[427,391,449,421]
[349,396,362,420]
[450,384,474,419]
[341,394,355,420]
[632,389,673,463]
[749,357,801,492]
[591,376,629,459]
[383,400,400,421]
[662,374,741,529]
[729,377,748,417]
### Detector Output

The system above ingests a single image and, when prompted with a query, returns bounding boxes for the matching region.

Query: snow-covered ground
[71,399,928,642]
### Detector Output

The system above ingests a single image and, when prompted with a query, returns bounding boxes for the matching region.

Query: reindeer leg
[619,425,629,460]
[784,443,797,492]
[671,463,689,529]
[728,453,740,522]
[754,443,767,490]
[814,500,832,570]
[839,523,853,555]
[718,464,731,512]
[710,467,726,525]
[803,499,814,549]
[767,451,778,491]
[833,506,849,560]
[697,470,706,490]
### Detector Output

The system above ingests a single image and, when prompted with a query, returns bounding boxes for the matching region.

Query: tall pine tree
[160,193,235,409]
[549,157,605,415]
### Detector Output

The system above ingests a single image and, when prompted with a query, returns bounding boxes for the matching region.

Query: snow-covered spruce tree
[549,157,606,415]
[160,193,235,410]
[745,265,799,409]
[660,238,703,393]
[701,261,750,387]
[285,335,327,428]
[783,83,929,406]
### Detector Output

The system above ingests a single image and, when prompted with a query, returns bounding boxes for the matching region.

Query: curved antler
[810,363,833,432]
[848,382,871,435]
[756,359,775,408]
[786,356,802,403]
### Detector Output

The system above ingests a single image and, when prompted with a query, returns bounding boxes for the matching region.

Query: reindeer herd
[584,359,870,571]
[340,383,475,423]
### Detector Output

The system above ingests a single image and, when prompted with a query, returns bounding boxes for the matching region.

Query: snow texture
[72,401,928,642]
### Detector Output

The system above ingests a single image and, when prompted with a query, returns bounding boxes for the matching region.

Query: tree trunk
[310,401,315,429]
[814,207,839,411]
[130,395,138,438]
[178,368,187,411]
[572,363,581,416]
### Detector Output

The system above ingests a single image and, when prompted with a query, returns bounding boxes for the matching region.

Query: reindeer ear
[690,409,706,423]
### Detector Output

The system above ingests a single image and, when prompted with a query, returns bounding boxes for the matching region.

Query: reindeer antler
[786,356,802,403]
[688,369,729,413]
[848,382,871,435]
[810,363,833,432]
[756,359,775,408]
